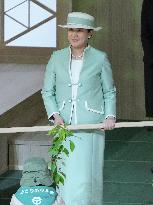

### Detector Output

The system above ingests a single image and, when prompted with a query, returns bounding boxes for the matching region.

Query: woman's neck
[71,44,88,59]
[71,48,84,58]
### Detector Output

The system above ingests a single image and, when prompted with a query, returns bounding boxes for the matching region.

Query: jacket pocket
[85,101,104,114]
[58,101,66,112]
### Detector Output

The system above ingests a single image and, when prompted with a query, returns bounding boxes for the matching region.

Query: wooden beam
[0,121,153,134]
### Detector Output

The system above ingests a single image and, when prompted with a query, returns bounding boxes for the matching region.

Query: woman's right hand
[53,113,64,125]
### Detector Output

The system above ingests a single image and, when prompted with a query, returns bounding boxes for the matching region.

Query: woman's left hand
[103,116,116,130]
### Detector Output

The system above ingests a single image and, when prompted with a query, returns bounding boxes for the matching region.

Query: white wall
[0,63,45,115]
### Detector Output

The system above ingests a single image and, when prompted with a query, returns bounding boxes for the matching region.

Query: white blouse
[71,59,83,100]
[69,59,83,124]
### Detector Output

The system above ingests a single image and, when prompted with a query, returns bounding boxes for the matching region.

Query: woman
[42,12,116,205]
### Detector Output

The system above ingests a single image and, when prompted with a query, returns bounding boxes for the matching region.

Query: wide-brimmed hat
[58,12,102,31]
[20,157,52,187]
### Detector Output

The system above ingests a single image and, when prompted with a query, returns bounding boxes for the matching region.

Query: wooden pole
[0,121,153,134]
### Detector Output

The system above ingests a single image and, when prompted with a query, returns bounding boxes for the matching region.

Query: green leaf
[59,175,64,185]
[66,130,74,137]
[59,171,66,179]
[70,140,75,152]
[63,148,69,156]
[59,145,64,152]
[48,125,61,136]
[52,137,59,143]
[48,129,57,137]
[53,139,62,147]
[48,147,59,156]
[54,173,60,184]
[48,124,75,188]
[59,129,66,140]
[51,163,57,172]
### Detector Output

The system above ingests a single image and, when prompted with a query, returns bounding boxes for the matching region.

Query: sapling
[48,125,75,188]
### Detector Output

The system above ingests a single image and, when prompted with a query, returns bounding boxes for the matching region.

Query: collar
[69,44,91,56]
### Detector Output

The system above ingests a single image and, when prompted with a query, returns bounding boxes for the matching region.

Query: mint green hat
[58,12,102,31]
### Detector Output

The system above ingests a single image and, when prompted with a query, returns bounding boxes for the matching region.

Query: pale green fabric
[42,46,116,123]
[58,12,102,31]
[68,17,94,27]
[42,45,116,205]
[57,130,105,205]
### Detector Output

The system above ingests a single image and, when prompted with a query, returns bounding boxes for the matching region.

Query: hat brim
[58,24,102,31]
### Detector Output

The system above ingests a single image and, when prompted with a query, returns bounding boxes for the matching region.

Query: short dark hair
[88,29,93,32]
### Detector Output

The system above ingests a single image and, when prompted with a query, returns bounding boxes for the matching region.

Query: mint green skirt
[57,130,105,205]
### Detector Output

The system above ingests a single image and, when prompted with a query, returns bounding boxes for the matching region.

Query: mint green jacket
[42,46,116,124]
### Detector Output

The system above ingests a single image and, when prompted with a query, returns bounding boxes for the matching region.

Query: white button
[68,99,72,103]
[68,83,71,87]
[78,83,82,87]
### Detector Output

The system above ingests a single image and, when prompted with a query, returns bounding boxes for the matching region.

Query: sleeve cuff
[48,112,60,122]
[105,115,116,119]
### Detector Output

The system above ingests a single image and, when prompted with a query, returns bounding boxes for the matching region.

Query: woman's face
[67,28,92,49]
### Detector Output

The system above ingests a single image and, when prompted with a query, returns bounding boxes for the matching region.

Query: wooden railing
[0,121,153,134]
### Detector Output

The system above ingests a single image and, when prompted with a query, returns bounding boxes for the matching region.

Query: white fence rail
[0,121,153,134]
